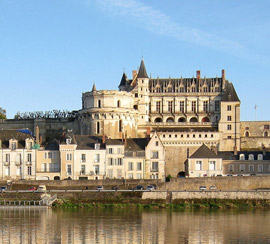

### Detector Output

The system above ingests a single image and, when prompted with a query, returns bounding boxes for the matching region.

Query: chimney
[196,70,201,80]
[102,133,106,145]
[233,145,238,156]
[222,69,225,81]
[132,70,137,80]
[39,136,43,146]
[262,144,266,155]
[147,127,151,142]
[35,126,40,145]
[124,132,127,148]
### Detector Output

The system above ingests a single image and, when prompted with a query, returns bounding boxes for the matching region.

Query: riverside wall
[159,176,270,191]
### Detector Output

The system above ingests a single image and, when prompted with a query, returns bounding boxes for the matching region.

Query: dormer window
[258,154,263,160]
[11,142,16,150]
[66,137,72,144]
[239,154,245,160]
[27,142,33,150]
[95,143,100,150]
[248,154,254,160]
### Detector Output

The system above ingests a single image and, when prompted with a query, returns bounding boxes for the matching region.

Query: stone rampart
[142,192,167,200]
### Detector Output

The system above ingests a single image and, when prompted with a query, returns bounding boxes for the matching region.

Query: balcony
[36,168,60,173]
[151,168,159,172]
[15,161,22,166]
[4,162,10,166]
[26,161,32,166]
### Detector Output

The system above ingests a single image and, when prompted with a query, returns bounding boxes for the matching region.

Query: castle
[1,59,270,179]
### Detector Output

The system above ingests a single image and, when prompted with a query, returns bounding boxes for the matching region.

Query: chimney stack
[102,133,106,145]
[147,127,151,142]
[233,145,238,156]
[222,69,226,81]
[36,126,40,145]
[132,70,137,80]
[196,70,201,80]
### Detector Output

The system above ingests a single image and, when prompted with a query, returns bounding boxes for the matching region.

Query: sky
[0,0,270,121]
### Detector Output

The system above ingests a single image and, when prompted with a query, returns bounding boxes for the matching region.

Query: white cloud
[86,0,269,64]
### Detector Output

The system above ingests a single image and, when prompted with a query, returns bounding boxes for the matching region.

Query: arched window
[264,131,268,137]
[239,154,245,160]
[258,154,263,160]
[245,131,249,137]
[190,117,198,122]
[229,164,234,171]
[154,117,162,123]
[117,100,120,108]
[202,117,210,122]
[166,117,174,123]
[248,154,254,160]
[178,117,186,122]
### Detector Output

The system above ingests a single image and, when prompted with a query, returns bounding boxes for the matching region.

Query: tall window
[179,101,184,112]
[227,105,232,111]
[215,101,220,111]
[209,161,216,170]
[117,158,123,165]
[137,162,142,171]
[249,165,254,172]
[96,122,100,134]
[95,165,100,174]
[108,158,114,165]
[128,162,133,171]
[195,161,202,170]
[180,87,184,93]
[27,154,32,163]
[203,101,208,112]
[119,120,122,132]
[98,100,101,108]
[203,87,208,92]
[156,87,161,93]
[117,100,120,107]
[67,165,72,175]
[5,154,10,163]
[94,154,100,163]
[66,153,72,161]
[227,116,232,121]
[81,154,86,162]
[27,166,32,176]
[81,165,86,175]
[192,101,196,113]
[152,151,159,159]
[156,101,161,113]
[152,162,158,172]
[240,164,245,171]
[227,125,232,130]
[168,101,173,113]
[191,87,196,92]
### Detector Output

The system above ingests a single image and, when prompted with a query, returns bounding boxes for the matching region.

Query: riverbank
[53,198,270,210]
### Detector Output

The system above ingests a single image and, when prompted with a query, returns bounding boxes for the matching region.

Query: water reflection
[0,208,269,243]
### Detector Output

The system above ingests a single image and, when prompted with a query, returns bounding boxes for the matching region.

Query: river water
[0,208,269,243]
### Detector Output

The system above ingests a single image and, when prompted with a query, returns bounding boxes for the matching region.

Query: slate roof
[44,141,59,150]
[218,151,270,161]
[189,144,221,159]
[74,135,104,150]
[222,82,240,102]
[137,59,148,79]
[125,138,148,151]
[105,139,124,146]
[0,130,33,149]
[119,72,128,87]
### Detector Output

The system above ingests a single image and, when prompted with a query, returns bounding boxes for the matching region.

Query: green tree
[0,107,6,119]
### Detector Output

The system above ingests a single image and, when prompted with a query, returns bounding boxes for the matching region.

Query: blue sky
[0,0,269,120]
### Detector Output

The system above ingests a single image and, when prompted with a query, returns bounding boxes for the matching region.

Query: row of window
[154,116,211,123]
[4,153,32,163]
[195,161,217,171]
[245,131,269,137]
[155,101,220,113]
[239,154,263,161]
[229,164,266,172]
[4,166,32,176]
[162,134,214,139]
[151,86,220,93]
